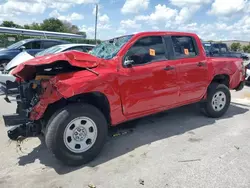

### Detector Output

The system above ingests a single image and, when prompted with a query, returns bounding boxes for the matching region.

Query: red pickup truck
[3,31,245,166]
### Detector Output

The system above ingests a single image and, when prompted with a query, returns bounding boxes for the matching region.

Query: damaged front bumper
[2,80,44,140]
[2,114,40,140]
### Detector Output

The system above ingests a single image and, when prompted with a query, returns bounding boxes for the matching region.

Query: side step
[3,114,29,127]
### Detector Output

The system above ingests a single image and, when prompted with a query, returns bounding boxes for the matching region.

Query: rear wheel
[202,83,231,118]
[45,103,108,166]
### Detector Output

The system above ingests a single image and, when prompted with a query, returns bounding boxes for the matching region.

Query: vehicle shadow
[17,103,249,174]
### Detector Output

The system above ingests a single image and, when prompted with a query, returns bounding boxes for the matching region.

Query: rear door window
[32,41,42,49]
[125,36,167,66]
[212,44,220,52]
[43,41,59,49]
[171,36,198,59]
[219,44,228,52]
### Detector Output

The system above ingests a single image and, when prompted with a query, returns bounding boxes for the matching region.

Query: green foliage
[230,42,241,51]
[243,45,250,53]
[0,18,86,38]
[40,18,65,32]
[0,21,22,28]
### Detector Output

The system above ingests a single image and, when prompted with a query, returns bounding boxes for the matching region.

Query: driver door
[119,36,179,117]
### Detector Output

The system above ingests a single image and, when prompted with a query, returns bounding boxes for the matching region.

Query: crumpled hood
[12,51,100,80]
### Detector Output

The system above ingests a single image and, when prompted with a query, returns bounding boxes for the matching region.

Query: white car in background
[246,66,250,84]
[0,43,95,94]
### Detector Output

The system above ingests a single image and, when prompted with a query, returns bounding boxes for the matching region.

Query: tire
[202,83,231,118]
[45,103,108,166]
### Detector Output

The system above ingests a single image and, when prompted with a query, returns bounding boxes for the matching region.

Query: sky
[0,0,250,41]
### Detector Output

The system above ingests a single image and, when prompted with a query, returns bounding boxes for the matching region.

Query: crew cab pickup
[203,41,249,61]
[3,31,245,166]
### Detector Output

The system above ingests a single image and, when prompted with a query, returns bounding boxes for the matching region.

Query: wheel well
[42,92,111,125]
[211,74,230,87]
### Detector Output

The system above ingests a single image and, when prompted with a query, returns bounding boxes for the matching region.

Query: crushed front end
[2,51,100,140]
[3,76,52,140]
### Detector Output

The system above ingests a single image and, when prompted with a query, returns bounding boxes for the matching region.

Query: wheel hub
[63,117,98,153]
[73,126,87,141]
[212,91,226,112]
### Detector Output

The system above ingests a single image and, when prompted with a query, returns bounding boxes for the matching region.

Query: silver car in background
[0,43,95,94]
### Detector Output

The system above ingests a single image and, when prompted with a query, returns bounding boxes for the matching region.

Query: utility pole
[94,3,98,44]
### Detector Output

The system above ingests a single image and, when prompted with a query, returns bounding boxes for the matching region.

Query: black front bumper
[235,81,245,91]
[1,80,19,103]
[3,114,29,127]
[3,114,41,140]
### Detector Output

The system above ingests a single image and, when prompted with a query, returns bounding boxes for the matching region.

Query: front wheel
[45,103,108,166]
[202,83,231,118]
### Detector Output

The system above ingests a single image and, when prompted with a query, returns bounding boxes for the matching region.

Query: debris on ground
[178,159,201,163]
[234,145,240,150]
[139,179,144,185]
[111,129,134,137]
[16,136,27,154]
[88,183,96,188]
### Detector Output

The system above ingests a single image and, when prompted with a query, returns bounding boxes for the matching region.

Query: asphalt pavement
[0,87,250,188]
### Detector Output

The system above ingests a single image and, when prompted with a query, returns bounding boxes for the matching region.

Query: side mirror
[124,57,134,67]
[19,46,26,52]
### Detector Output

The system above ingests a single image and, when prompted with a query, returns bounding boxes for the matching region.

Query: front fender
[30,70,125,125]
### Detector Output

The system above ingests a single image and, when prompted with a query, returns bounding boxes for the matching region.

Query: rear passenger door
[171,36,208,103]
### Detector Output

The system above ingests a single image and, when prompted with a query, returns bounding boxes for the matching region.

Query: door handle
[197,62,206,67]
[164,66,175,71]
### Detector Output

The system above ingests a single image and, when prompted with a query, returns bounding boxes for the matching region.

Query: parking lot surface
[0,87,250,188]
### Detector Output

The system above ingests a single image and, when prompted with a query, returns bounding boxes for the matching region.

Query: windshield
[35,45,65,57]
[7,40,27,49]
[89,35,133,59]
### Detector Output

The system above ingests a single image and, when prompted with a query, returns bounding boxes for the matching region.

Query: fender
[207,57,243,88]
[29,69,126,125]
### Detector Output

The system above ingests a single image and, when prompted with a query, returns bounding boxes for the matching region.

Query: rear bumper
[235,81,245,91]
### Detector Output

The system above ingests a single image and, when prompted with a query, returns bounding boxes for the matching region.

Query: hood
[12,51,100,80]
[0,49,9,54]
[5,51,34,71]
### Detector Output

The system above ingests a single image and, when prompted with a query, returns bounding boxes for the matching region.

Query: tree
[0,18,86,37]
[40,18,66,32]
[243,45,250,53]
[29,23,41,30]
[231,42,241,51]
[0,21,22,28]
